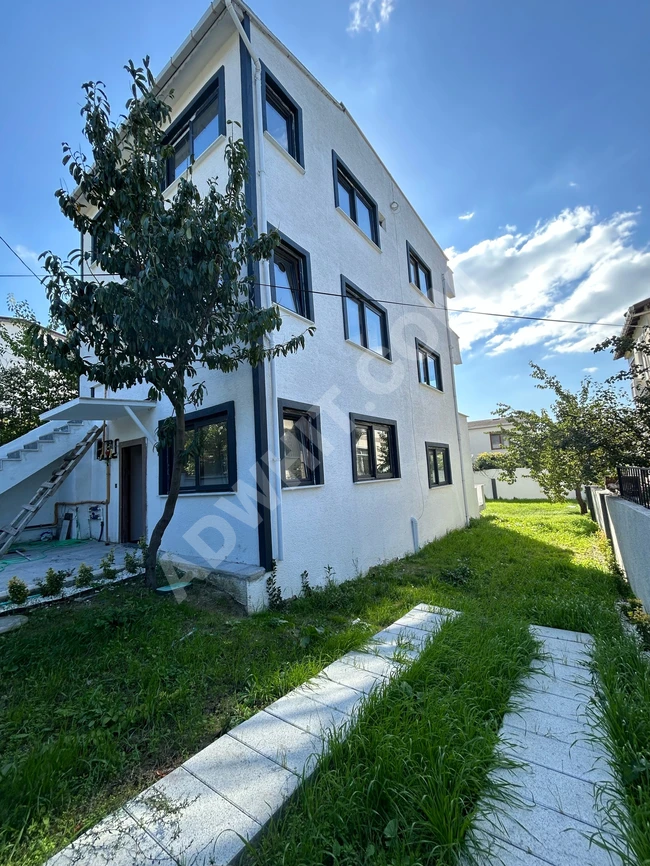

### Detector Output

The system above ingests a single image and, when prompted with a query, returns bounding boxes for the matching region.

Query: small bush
[75,563,95,588]
[266,560,283,610]
[38,568,71,597]
[100,550,118,581]
[472,451,511,471]
[300,570,312,597]
[439,558,475,587]
[123,551,141,575]
[7,577,28,606]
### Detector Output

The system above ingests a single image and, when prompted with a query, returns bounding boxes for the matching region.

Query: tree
[34,59,312,588]
[496,364,650,513]
[472,451,511,472]
[0,297,78,445]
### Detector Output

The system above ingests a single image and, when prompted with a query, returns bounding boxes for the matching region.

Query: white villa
[0,0,479,609]
[616,296,650,401]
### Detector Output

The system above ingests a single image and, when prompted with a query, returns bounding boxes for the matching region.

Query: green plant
[622,598,650,650]
[99,550,117,581]
[439,557,475,587]
[266,560,283,611]
[74,563,95,588]
[7,577,28,606]
[123,551,141,575]
[472,451,511,471]
[37,568,71,597]
[324,564,336,587]
[300,570,312,597]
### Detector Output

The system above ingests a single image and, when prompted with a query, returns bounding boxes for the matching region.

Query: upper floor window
[490,432,508,450]
[350,414,400,482]
[269,229,314,321]
[426,443,451,488]
[163,67,226,188]
[407,242,433,302]
[262,66,304,167]
[341,277,390,359]
[279,400,323,487]
[333,152,380,246]
[416,340,443,391]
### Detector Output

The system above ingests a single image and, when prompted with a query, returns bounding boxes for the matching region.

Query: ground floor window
[426,442,451,488]
[159,401,236,494]
[350,413,400,481]
[279,400,323,487]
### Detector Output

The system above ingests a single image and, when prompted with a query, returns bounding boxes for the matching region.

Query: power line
[0,235,43,282]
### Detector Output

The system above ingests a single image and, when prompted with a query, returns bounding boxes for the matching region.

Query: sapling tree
[34,59,312,588]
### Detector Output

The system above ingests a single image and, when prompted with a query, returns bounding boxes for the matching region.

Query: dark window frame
[162,66,226,189]
[341,276,391,359]
[332,151,380,247]
[490,432,508,450]
[416,339,443,391]
[159,400,236,495]
[425,442,452,488]
[278,399,324,488]
[406,241,433,302]
[350,413,401,482]
[261,64,304,167]
[268,225,314,322]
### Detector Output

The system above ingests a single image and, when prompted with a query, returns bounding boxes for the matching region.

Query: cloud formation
[458,211,475,221]
[447,206,650,357]
[348,0,395,33]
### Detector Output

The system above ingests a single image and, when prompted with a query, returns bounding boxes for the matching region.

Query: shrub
[472,451,511,471]
[300,570,312,597]
[124,551,141,575]
[38,568,71,597]
[266,560,283,610]
[75,563,95,588]
[100,550,118,580]
[7,576,28,605]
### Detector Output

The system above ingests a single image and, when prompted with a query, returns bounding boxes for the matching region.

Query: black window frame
[350,413,400,482]
[332,152,380,247]
[162,66,226,189]
[416,339,443,391]
[341,276,391,359]
[490,432,508,450]
[406,242,433,302]
[159,401,236,495]
[278,399,324,488]
[268,226,314,322]
[425,442,452,488]
[261,65,304,167]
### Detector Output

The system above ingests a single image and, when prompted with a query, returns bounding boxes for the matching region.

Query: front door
[120,441,146,543]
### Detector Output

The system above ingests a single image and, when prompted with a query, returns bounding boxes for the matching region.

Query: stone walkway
[48,604,454,866]
[468,625,628,866]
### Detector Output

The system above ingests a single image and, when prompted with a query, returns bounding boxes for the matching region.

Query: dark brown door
[120,443,146,543]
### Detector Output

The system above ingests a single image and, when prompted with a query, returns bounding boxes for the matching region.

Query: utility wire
[0,235,42,282]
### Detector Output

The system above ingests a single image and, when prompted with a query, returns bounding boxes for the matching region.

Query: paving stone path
[468,625,628,866]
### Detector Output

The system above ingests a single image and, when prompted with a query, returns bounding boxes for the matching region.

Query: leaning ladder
[0,424,102,557]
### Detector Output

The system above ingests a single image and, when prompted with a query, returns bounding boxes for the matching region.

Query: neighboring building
[1,0,479,608]
[467,417,511,458]
[615,296,650,400]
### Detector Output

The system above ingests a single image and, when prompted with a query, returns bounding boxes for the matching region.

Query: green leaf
[383,818,398,839]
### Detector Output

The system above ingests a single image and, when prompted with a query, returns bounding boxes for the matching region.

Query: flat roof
[467,418,509,429]
[41,397,155,423]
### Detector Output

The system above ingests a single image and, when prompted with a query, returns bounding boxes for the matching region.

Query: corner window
[269,230,314,321]
[350,414,400,482]
[407,243,433,301]
[416,340,443,391]
[333,152,380,246]
[490,432,508,450]
[426,443,451,488]
[279,400,323,487]
[162,67,226,188]
[262,67,303,166]
[341,278,390,359]
[159,402,236,494]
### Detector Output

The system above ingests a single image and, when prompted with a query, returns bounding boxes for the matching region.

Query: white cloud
[458,211,475,221]
[447,206,650,357]
[569,181,579,188]
[504,224,517,232]
[348,0,395,33]
[582,367,598,373]
[15,244,40,267]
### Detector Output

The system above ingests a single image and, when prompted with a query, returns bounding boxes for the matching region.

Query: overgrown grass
[0,500,642,864]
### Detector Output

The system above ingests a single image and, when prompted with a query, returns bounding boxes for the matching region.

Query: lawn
[0,500,647,865]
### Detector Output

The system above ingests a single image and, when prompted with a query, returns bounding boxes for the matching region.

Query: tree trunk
[575,487,588,515]
[144,398,186,589]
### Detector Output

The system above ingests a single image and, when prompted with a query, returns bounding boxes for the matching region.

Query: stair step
[53,427,71,434]
[0,526,19,536]
[21,504,38,513]
[23,443,39,451]
[6,452,22,460]
[38,434,55,442]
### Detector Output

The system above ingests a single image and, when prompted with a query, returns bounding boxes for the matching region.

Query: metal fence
[618,466,650,510]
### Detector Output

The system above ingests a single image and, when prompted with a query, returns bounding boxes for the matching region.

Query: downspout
[226,0,284,560]
[443,276,470,526]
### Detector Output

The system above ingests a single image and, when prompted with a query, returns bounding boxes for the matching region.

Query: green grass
[0,500,646,864]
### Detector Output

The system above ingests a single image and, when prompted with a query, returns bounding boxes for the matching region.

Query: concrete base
[163,553,267,611]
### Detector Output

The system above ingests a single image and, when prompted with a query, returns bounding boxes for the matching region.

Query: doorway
[120,440,146,543]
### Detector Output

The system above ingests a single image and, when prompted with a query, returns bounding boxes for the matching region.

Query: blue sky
[1,0,648,418]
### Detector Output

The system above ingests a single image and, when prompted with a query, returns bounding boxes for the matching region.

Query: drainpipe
[443,275,470,526]
[225,0,284,560]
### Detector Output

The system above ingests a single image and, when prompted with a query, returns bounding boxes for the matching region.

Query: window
[341,277,390,359]
[426,443,451,488]
[269,229,314,321]
[490,432,508,450]
[350,414,400,482]
[407,243,433,301]
[262,66,303,166]
[333,152,380,246]
[162,67,226,188]
[159,402,236,494]
[416,340,443,391]
[279,400,323,487]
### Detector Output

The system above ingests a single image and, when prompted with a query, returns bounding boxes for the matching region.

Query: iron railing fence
[617,465,650,510]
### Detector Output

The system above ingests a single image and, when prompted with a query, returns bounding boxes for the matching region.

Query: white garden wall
[473,468,549,500]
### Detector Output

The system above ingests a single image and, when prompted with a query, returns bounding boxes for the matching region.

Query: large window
[416,340,443,391]
[163,67,226,188]
[407,242,433,301]
[262,66,304,166]
[341,278,390,359]
[333,152,380,246]
[269,230,314,321]
[490,432,508,450]
[426,442,451,488]
[279,400,323,487]
[159,402,236,494]
[350,414,400,482]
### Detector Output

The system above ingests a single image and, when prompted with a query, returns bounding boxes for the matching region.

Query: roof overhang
[615,296,650,358]
[40,397,156,423]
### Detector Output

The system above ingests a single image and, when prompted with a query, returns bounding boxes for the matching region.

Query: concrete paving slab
[394,610,447,633]
[228,710,324,777]
[466,833,562,866]
[183,734,299,825]
[530,625,593,646]
[338,649,402,679]
[0,614,28,634]
[520,689,587,725]
[503,708,584,744]
[525,671,595,704]
[537,636,592,666]
[529,657,594,686]
[295,675,368,716]
[319,658,386,694]
[413,603,457,617]
[264,691,350,739]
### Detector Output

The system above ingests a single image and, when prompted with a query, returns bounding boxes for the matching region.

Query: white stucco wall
[467,420,511,457]
[600,495,650,612]
[473,468,550,500]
